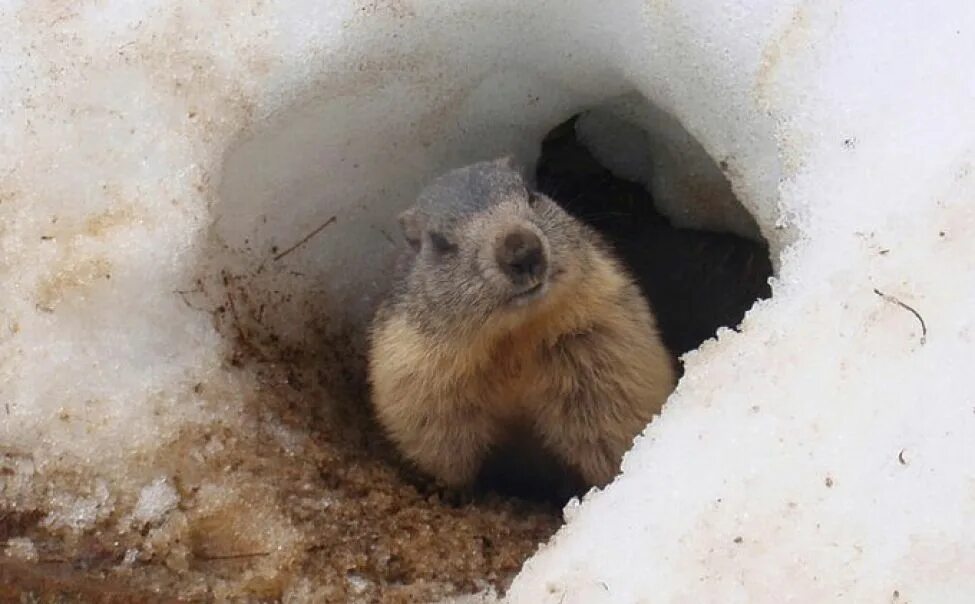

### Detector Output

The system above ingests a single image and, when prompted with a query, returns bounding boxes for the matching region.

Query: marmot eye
[428,231,457,253]
[527,191,540,207]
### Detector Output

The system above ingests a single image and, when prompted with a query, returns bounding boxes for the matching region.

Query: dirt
[1,345,559,602]
[1,115,771,603]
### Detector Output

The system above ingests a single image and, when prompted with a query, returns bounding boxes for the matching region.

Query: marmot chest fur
[368,157,676,489]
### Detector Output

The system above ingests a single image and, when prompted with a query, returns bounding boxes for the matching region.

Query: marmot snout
[496,227,546,289]
[368,157,677,490]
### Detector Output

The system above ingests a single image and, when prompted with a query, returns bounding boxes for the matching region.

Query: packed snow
[1,0,973,601]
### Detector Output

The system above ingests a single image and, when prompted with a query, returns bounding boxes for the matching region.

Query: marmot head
[397,157,597,329]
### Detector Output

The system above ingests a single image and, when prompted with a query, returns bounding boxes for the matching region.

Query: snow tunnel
[3,0,973,601]
[207,83,775,494]
[181,50,778,595]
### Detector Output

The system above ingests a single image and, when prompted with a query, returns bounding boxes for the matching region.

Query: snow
[1,0,973,601]
[4,538,38,563]
[41,479,113,533]
[506,3,975,602]
[131,477,180,528]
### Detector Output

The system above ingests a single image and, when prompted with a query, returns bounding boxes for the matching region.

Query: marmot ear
[397,207,425,252]
[494,155,529,183]
[495,155,516,169]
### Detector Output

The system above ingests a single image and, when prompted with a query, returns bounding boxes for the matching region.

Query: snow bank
[508,3,975,603]
[1,0,973,600]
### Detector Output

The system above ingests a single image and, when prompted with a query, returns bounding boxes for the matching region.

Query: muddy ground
[0,116,771,602]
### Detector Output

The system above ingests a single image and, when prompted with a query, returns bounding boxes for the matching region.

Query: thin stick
[197,550,271,561]
[274,216,337,262]
[874,288,927,345]
[173,287,205,312]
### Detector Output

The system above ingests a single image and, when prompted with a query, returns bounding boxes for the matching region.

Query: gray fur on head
[388,157,601,336]
[398,157,524,249]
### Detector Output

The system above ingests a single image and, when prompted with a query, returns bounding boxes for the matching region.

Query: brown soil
[0,323,559,603]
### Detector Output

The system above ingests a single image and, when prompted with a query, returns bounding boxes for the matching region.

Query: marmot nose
[496,229,547,283]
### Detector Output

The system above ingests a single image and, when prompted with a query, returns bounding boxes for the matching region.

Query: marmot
[368,157,676,490]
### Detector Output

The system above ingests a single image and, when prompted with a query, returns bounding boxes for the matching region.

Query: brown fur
[368,159,676,489]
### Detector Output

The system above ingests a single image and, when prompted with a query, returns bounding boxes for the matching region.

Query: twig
[376,227,396,246]
[199,541,330,561]
[173,287,206,312]
[273,216,337,262]
[223,275,254,350]
[196,550,271,561]
[874,288,927,345]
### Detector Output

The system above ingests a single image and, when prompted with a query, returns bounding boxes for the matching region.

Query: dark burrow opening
[474,115,772,505]
[535,116,772,361]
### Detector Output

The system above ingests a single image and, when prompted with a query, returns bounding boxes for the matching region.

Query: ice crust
[130,477,180,528]
[1,0,973,601]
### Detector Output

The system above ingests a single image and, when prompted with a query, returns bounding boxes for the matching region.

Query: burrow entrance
[3,106,772,601]
[535,117,772,361]
[191,109,772,600]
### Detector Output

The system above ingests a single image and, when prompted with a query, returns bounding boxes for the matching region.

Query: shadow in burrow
[201,111,773,506]
[149,108,776,601]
